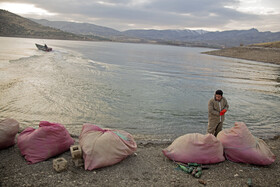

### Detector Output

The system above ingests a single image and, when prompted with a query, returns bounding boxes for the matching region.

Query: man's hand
[220,109,227,116]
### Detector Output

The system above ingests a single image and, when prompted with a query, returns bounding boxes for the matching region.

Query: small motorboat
[35,43,52,52]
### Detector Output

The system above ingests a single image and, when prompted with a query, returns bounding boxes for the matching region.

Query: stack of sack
[3,117,275,168]
[162,133,225,164]
[79,124,137,170]
[0,118,19,149]
[17,121,74,164]
[163,122,275,166]
[217,122,276,165]
[3,119,137,169]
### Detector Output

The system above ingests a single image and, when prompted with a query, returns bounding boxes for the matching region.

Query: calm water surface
[0,37,279,138]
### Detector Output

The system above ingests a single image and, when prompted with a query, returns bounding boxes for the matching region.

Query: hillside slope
[0,9,94,41]
[31,19,122,37]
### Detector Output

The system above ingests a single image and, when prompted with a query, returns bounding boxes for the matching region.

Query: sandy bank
[0,134,279,187]
[203,47,280,65]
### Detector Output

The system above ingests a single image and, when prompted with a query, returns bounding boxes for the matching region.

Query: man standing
[207,90,229,136]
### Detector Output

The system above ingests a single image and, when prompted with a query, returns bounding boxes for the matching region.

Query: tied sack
[0,118,19,149]
[217,122,276,165]
[79,124,137,170]
[162,133,225,164]
[17,121,74,164]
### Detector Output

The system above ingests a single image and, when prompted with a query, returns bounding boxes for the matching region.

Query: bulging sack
[217,122,276,165]
[17,121,74,164]
[0,118,19,149]
[79,124,137,170]
[162,133,225,164]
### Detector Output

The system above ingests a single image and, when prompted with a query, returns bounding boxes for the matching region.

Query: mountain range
[1,9,280,48]
[30,19,280,48]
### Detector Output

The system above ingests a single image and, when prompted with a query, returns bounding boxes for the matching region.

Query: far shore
[202,46,280,65]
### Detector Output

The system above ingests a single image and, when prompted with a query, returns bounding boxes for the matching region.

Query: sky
[0,0,280,32]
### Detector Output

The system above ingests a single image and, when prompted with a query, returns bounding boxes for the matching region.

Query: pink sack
[217,122,276,165]
[17,121,74,164]
[79,124,137,170]
[0,118,19,149]
[163,133,225,164]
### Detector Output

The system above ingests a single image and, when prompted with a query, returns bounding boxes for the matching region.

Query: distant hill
[31,19,217,47]
[31,19,208,41]
[190,29,280,47]
[32,18,280,48]
[30,19,153,44]
[122,29,208,41]
[2,9,280,48]
[0,9,105,41]
[30,19,122,38]
[123,28,280,48]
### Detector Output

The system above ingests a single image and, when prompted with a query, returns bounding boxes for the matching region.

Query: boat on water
[35,43,52,52]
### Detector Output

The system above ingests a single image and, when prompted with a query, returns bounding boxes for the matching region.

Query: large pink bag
[0,118,19,149]
[162,133,225,164]
[17,121,74,164]
[79,124,137,170]
[217,122,275,165]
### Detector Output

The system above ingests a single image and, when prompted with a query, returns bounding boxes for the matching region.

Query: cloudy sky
[0,0,279,32]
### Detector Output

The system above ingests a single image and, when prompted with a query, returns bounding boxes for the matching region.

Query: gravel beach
[0,134,279,187]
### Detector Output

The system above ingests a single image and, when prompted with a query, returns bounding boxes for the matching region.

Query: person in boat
[207,90,229,136]
[44,44,48,49]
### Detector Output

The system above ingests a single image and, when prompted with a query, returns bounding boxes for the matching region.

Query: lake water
[0,37,279,139]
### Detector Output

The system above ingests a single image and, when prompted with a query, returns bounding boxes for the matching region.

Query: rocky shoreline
[203,46,280,65]
[0,134,279,187]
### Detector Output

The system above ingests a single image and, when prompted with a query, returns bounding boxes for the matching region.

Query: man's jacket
[208,96,229,124]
